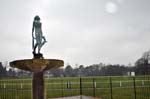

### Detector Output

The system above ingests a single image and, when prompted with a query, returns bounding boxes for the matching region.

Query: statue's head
[34,15,40,21]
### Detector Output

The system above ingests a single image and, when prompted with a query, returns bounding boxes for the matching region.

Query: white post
[94,81,96,88]
[142,80,144,86]
[4,83,6,89]
[120,81,122,87]
[21,83,23,89]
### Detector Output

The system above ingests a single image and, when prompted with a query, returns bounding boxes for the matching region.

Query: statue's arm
[32,22,34,38]
[32,22,35,49]
[40,23,43,35]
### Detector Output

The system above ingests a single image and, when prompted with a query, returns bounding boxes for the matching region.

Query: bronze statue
[32,15,47,55]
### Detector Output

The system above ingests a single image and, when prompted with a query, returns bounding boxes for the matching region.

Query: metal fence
[0,76,150,99]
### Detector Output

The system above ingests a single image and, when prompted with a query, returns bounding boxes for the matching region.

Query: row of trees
[49,50,150,77]
[0,62,17,78]
[0,62,132,78]
[0,62,32,78]
[134,50,150,75]
[0,62,6,76]
[0,50,149,77]
[49,64,134,77]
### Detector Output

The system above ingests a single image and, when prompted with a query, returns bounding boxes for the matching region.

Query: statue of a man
[32,15,47,54]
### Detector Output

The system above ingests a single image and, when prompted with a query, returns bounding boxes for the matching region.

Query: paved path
[50,95,101,99]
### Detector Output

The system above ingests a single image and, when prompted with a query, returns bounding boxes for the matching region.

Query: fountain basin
[10,59,64,72]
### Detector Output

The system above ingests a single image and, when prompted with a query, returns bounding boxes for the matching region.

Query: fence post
[93,78,96,97]
[133,77,136,99]
[80,77,82,96]
[61,79,63,98]
[110,76,113,99]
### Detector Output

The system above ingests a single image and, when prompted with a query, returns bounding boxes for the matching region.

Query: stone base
[33,52,43,59]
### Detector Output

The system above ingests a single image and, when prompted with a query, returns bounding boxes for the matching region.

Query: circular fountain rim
[10,59,64,72]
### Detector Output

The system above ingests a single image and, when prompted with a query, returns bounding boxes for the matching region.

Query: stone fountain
[10,15,64,99]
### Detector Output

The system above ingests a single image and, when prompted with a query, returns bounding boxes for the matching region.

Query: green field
[0,76,150,99]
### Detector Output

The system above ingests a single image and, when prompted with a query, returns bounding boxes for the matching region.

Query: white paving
[51,95,101,99]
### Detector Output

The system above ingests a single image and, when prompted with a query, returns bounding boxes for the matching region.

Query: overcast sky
[0,0,150,67]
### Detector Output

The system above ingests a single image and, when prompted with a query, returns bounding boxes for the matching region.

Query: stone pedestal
[33,72,44,99]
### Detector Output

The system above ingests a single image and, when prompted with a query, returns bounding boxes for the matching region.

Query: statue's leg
[38,44,42,54]
[33,43,38,54]
[37,37,47,54]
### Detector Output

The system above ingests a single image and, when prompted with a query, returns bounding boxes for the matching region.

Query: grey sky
[0,0,150,67]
